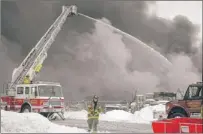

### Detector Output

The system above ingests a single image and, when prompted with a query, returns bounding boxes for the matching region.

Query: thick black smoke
[1,1,202,100]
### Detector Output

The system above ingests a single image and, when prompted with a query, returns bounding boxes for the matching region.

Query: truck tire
[168,113,186,118]
[21,105,31,113]
[41,113,49,118]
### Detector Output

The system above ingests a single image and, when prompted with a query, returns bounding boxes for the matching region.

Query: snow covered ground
[64,104,166,124]
[54,118,153,133]
[55,104,165,133]
[1,104,165,133]
[1,110,108,133]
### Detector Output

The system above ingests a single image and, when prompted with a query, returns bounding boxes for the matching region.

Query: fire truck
[0,5,78,120]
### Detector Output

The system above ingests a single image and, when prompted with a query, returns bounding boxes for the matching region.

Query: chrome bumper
[39,107,64,113]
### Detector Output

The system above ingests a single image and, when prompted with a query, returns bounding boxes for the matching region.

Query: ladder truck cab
[1,5,78,120]
[2,82,64,116]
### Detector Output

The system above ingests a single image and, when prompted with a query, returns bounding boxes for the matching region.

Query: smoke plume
[166,54,201,91]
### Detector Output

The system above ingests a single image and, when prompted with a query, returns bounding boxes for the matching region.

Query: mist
[167,54,201,91]
[1,1,202,100]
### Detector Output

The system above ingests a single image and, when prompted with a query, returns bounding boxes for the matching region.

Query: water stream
[78,13,172,68]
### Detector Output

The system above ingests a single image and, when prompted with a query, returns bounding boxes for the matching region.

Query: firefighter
[23,75,31,84]
[34,63,42,74]
[87,95,102,133]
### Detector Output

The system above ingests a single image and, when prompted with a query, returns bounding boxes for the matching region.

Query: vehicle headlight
[49,105,52,108]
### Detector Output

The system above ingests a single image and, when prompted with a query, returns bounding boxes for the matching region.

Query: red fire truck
[0,5,78,120]
[1,82,65,119]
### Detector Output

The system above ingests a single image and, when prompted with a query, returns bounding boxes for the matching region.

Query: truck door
[29,86,39,106]
[30,86,38,98]
[15,86,25,111]
[185,86,202,114]
[24,86,30,99]
[23,86,32,105]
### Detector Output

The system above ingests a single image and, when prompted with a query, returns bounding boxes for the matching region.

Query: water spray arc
[78,13,172,68]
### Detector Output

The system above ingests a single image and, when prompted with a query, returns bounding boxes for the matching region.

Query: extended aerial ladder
[9,5,77,90]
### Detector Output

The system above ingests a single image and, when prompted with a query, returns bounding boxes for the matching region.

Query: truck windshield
[186,86,202,99]
[38,85,62,97]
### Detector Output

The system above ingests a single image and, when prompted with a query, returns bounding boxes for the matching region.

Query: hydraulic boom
[10,5,77,89]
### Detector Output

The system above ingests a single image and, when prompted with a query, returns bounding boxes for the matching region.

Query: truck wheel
[21,105,31,113]
[169,113,186,118]
[41,113,49,118]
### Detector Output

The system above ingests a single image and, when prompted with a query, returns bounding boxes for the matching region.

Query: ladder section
[10,5,78,89]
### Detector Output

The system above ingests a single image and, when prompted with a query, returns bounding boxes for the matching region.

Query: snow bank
[1,110,86,133]
[100,105,158,124]
[64,110,87,120]
[64,104,166,124]
[132,106,154,124]
[152,104,166,112]
[100,110,133,122]
[151,104,167,119]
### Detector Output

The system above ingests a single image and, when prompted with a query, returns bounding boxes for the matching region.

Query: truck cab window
[31,87,38,96]
[25,87,30,94]
[187,86,201,99]
[17,87,24,95]
[198,87,202,98]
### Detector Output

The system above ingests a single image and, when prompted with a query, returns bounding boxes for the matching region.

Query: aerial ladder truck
[1,5,77,120]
